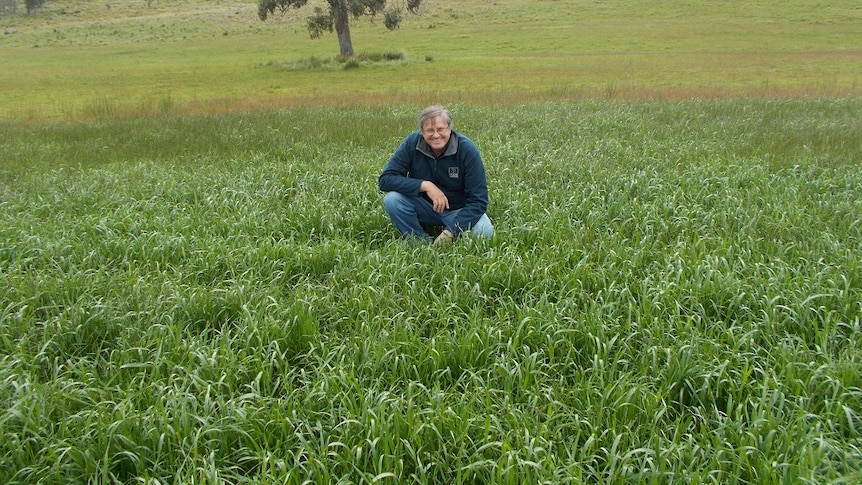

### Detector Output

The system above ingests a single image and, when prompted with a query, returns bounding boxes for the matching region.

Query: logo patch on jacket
[448,167,460,179]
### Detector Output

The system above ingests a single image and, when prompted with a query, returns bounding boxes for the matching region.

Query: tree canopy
[258,0,422,57]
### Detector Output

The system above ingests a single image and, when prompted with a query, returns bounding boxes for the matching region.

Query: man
[378,105,494,244]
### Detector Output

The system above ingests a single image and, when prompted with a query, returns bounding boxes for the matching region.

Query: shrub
[24,0,43,14]
[382,50,405,61]
[0,0,17,16]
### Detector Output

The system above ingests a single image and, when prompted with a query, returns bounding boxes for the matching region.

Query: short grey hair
[418,105,452,131]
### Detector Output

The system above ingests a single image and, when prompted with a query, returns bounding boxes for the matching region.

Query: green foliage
[257,0,421,56]
[349,0,386,18]
[257,0,307,21]
[306,5,332,39]
[0,101,860,483]
[383,6,400,30]
[23,0,42,14]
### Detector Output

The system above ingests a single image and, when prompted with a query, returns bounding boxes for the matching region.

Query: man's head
[418,105,452,155]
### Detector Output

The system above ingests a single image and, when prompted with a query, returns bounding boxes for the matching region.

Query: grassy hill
[1,0,860,120]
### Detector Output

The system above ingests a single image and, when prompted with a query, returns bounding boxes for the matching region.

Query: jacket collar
[416,131,459,159]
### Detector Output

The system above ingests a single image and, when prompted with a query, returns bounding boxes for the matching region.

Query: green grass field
[2,100,860,484]
[1,0,861,483]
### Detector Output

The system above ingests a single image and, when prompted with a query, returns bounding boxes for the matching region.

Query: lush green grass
[1,100,860,483]
[1,0,861,121]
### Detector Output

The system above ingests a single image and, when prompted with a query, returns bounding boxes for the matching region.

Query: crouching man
[378,105,494,244]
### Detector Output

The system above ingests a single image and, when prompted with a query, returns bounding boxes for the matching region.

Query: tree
[258,0,421,57]
[25,0,45,14]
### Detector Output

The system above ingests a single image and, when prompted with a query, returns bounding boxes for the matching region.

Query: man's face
[421,115,451,155]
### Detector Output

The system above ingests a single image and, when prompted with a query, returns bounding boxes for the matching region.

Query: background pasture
[1,0,861,121]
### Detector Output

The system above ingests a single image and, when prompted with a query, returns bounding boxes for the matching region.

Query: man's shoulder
[395,131,423,155]
[452,131,480,156]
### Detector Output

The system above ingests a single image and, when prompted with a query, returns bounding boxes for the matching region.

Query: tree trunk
[333,1,354,57]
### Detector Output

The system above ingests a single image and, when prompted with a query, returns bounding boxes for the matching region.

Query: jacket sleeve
[451,138,489,234]
[378,135,423,196]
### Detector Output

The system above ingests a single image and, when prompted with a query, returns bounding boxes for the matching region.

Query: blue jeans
[383,192,494,242]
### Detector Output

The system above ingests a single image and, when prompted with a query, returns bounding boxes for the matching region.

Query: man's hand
[434,229,455,245]
[420,181,449,213]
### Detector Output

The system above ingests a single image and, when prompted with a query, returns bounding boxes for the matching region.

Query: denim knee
[383,191,408,212]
